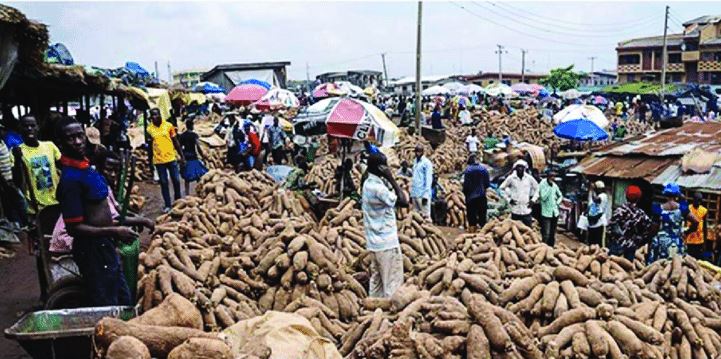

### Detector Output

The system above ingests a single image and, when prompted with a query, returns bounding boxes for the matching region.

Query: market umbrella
[451,95,470,108]
[335,81,365,97]
[511,82,534,94]
[253,88,300,111]
[239,79,272,90]
[553,104,609,128]
[422,85,450,96]
[442,81,465,94]
[593,95,608,105]
[484,83,515,97]
[459,84,484,95]
[226,83,269,105]
[293,97,398,147]
[560,89,582,99]
[312,83,346,98]
[553,119,609,142]
[364,86,379,97]
[193,81,225,94]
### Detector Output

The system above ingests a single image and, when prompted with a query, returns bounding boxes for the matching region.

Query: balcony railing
[617,64,642,73]
[699,61,721,72]
[682,51,700,62]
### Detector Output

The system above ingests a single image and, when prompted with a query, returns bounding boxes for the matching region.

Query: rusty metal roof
[598,122,721,157]
[652,164,721,192]
[570,155,677,181]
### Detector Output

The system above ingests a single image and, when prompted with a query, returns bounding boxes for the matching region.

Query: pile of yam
[638,255,721,311]
[304,156,362,196]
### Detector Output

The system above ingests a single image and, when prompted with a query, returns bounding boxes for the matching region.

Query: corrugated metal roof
[571,156,677,181]
[652,165,721,191]
[683,15,721,27]
[617,34,684,49]
[598,122,721,157]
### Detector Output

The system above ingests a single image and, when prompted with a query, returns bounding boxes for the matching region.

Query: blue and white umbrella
[193,81,225,94]
[553,118,609,142]
[239,79,272,90]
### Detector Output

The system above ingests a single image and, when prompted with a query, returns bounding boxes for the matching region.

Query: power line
[472,2,659,39]
[489,1,660,29]
[449,2,611,48]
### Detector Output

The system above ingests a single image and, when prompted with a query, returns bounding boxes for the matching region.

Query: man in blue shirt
[55,117,144,306]
[463,154,490,232]
[362,152,409,297]
[410,144,433,219]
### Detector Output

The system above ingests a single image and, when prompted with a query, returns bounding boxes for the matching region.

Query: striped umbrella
[293,98,398,147]
[226,84,269,105]
[253,88,300,111]
[312,83,346,98]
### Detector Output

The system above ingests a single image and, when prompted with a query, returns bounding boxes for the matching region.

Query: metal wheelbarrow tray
[4,306,137,359]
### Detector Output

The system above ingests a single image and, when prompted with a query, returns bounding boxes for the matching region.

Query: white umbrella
[553,104,609,128]
[560,89,582,99]
[422,85,450,96]
[441,81,465,94]
[484,83,515,97]
[335,81,365,97]
[459,84,484,95]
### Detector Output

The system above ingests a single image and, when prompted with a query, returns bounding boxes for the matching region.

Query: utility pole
[660,5,670,102]
[588,56,596,86]
[521,49,528,83]
[414,1,423,134]
[154,61,159,81]
[495,45,506,82]
[381,53,389,88]
[167,61,172,84]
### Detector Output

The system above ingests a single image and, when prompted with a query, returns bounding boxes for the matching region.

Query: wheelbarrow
[4,306,137,359]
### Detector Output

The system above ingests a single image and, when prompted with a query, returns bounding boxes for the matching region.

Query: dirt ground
[0,180,583,358]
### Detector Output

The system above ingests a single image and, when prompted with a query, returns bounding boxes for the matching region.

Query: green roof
[601,82,679,95]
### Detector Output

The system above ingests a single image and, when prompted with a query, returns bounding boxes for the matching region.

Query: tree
[540,65,582,92]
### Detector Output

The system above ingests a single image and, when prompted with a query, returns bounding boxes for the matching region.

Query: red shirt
[248,131,261,156]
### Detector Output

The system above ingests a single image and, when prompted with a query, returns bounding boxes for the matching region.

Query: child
[178,119,208,195]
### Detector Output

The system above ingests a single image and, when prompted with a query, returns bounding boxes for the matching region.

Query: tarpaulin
[0,27,18,91]
[146,88,172,121]
[220,311,341,359]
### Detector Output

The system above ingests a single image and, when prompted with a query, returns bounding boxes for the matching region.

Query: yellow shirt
[147,121,178,165]
[19,141,61,212]
[686,205,708,245]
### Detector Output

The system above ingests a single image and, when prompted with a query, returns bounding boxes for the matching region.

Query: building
[387,75,454,95]
[616,15,721,84]
[315,70,382,88]
[172,69,206,88]
[578,71,617,87]
[201,61,291,91]
[460,72,546,87]
[571,122,721,226]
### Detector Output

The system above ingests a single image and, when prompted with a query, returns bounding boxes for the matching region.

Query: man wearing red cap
[607,185,655,260]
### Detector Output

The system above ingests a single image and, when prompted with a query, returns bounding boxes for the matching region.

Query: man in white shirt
[458,106,472,125]
[259,113,275,164]
[410,144,433,219]
[362,152,409,297]
[588,181,609,246]
[465,129,480,155]
[499,160,539,227]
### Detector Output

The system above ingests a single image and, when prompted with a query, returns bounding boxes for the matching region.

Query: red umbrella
[226,84,268,105]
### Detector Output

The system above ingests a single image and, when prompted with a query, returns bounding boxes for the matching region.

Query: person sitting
[283,155,309,190]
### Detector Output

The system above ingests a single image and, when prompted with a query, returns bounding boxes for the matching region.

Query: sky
[9,1,721,81]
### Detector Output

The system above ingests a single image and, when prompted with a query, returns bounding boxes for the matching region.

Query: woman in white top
[588,180,609,246]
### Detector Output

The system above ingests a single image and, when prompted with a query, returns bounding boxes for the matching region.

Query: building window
[619,54,641,65]
[711,73,721,85]
[715,52,721,62]
[668,53,682,64]
[627,74,635,82]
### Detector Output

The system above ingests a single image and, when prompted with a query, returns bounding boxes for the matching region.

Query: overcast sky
[9,1,720,81]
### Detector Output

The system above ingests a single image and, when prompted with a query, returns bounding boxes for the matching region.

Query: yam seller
[607,185,655,261]
[538,171,563,246]
[463,154,490,232]
[410,144,433,219]
[499,160,538,227]
[55,117,142,306]
[685,192,708,260]
[361,152,408,297]
[647,183,698,264]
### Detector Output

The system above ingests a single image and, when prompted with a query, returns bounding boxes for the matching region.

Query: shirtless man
[55,117,143,306]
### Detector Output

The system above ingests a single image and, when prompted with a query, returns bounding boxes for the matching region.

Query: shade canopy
[553,104,609,128]
[422,85,450,96]
[553,119,609,142]
[226,83,269,105]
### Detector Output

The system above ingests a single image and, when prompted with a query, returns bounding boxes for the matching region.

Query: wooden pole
[414,1,423,134]
[660,5,669,102]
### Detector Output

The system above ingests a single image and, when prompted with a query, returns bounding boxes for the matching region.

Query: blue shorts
[72,237,130,306]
